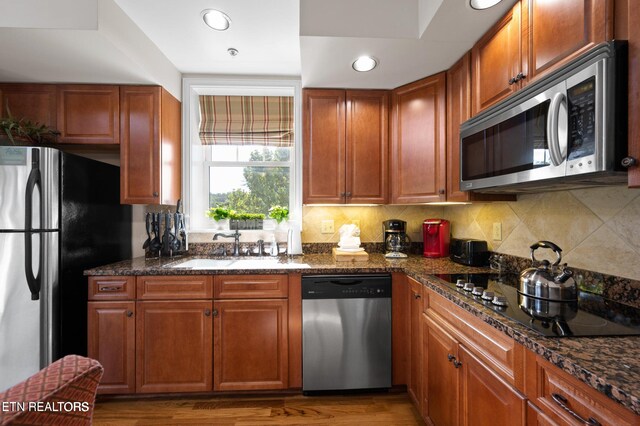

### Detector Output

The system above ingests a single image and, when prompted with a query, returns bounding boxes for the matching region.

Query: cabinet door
[214,299,288,391]
[424,315,460,426]
[56,85,119,144]
[459,345,526,426]
[523,0,612,83]
[407,278,423,408]
[346,90,388,203]
[136,300,213,393]
[0,84,57,128]
[120,86,161,204]
[446,53,472,202]
[87,301,135,394]
[390,73,446,203]
[527,402,559,426]
[303,89,346,204]
[472,1,524,115]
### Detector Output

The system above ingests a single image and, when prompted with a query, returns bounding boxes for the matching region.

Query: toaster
[449,238,490,266]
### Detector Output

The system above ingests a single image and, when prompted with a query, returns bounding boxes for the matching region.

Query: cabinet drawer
[214,275,288,299]
[525,351,639,426]
[137,276,212,300]
[88,276,135,300]
[425,287,524,390]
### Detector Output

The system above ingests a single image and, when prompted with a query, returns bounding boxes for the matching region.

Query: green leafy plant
[0,106,60,145]
[231,212,265,220]
[268,205,289,223]
[206,206,233,221]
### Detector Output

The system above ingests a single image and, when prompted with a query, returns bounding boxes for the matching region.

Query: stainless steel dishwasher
[302,274,392,392]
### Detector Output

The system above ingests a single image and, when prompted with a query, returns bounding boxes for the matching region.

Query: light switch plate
[321,220,335,234]
[492,222,502,241]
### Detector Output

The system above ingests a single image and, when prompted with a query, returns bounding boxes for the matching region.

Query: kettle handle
[530,241,562,266]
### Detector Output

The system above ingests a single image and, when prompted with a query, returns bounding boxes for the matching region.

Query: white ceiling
[0,0,517,94]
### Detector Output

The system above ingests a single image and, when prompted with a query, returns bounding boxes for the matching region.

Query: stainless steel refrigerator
[0,146,131,391]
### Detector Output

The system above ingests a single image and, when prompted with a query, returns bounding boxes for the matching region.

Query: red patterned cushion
[0,355,103,425]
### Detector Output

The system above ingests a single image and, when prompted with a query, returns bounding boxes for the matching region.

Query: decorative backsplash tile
[302,185,640,282]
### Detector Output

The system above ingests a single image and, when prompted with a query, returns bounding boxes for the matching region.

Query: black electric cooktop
[435,273,640,338]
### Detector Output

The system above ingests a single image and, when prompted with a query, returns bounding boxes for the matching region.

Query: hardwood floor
[93,392,423,425]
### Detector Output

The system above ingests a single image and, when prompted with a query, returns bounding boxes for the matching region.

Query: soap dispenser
[269,234,279,256]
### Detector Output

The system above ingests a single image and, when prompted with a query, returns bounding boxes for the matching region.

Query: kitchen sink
[168,258,310,270]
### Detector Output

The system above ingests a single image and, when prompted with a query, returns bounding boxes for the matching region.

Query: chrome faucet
[213,229,242,256]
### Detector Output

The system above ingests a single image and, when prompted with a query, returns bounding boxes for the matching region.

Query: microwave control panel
[567,76,596,160]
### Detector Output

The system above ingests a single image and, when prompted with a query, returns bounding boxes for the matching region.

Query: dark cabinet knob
[447,353,455,362]
[204,309,211,316]
[414,293,421,300]
[453,360,462,368]
[622,156,638,168]
[153,192,159,197]
[126,310,134,317]
[438,189,445,195]
[508,77,517,85]
[345,192,352,197]
[212,309,219,317]
[515,72,527,82]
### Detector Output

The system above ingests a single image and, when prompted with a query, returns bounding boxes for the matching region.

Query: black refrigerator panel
[59,152,131,357]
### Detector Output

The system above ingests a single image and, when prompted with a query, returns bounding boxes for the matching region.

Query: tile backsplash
[302,185,640,281]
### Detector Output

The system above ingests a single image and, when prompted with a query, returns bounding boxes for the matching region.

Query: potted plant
[230,212,265,230]
[0,107,60,145]
[268,205,289,229]
[206,206,232,229]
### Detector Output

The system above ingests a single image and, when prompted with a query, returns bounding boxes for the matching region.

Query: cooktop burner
[435,273,640,338]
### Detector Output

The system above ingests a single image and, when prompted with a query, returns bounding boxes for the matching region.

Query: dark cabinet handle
[99,285,122,292]
[414,293,421,300]
[447,354,455,362]
[551,393,601,426]
[212,309,219,317]
[438,189,445,195]
[345,192,352,197]
[453,360,462,368]
[340,192,346,197]
[153,192,159,197]
[515,72,527,82]
[622,156,638,168]
[126,310,134,317]
[508,77,517,85]
[204,309,211,316]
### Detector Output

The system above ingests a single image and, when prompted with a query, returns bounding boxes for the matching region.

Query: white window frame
[182,77,302,233]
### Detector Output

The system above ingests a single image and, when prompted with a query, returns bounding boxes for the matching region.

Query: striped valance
[198,95,294,146]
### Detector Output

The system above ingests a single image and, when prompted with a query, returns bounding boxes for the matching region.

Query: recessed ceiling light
[202,9,231,31]
[227,48,239,57]
[352,56,378,72]
[469,0,503,10]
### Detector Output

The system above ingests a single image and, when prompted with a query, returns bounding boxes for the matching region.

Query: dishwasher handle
[329,280,363,285]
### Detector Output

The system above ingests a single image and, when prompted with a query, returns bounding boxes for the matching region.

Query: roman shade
[199,95,294,146]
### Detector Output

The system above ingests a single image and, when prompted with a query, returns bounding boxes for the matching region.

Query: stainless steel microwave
[459,41,627,193]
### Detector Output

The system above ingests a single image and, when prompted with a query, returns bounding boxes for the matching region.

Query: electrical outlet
[492,222,502,241]
[352,219,361,228]
[321,220,334,234]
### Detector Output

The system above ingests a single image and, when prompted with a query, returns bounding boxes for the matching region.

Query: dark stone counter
[85,253,640,416]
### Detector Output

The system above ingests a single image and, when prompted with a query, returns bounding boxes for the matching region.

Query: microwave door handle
[547,92,567,167]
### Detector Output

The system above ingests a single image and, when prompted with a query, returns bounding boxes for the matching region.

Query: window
[182,78,302,231]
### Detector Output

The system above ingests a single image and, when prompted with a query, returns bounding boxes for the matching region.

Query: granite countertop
[85,253,640,416]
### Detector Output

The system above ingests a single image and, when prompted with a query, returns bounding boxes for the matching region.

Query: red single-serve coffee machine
[423,219,450,258]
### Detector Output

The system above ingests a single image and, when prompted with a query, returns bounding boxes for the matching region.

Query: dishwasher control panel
[301,274,392,299]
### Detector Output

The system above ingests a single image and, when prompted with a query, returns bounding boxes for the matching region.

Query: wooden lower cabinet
[423,314,459,426]
[213,299,288,391]
[407,278,424,408]
[136,300,213,393]
[459,346,526,426]
[87,301,135,394]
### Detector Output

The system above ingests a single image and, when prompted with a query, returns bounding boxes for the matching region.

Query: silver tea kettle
[518,241,577,301]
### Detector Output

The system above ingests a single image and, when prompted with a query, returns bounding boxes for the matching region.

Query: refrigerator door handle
[24,149,42,301]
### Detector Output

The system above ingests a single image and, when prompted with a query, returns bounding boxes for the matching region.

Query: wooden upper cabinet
[303,89,388,204]
[346,90,389,203]
[472,1,524,115]
[523,0,613,84]
[390,73,446,204]
[303,89,346,204]
[120,86,181,205]
[0,84,57,128]
[57,85,119,144]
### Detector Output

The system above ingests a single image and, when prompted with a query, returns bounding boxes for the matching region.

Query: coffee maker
[423,218,450,258]
[383,219,411,258]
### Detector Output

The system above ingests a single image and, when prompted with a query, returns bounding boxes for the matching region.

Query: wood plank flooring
[92,392,423,425]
